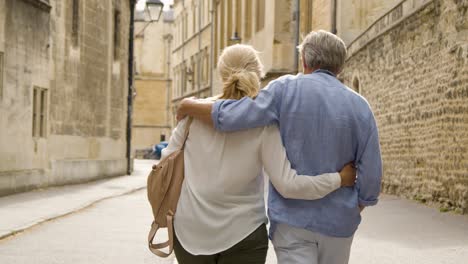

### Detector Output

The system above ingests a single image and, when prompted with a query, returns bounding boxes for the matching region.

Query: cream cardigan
[161,118,341,255]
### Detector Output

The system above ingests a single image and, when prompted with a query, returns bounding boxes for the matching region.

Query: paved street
[0,161,467,264]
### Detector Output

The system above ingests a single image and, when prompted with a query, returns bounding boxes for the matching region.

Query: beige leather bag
[147,118,192,258]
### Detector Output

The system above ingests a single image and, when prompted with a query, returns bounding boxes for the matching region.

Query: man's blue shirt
[211,70,383,237]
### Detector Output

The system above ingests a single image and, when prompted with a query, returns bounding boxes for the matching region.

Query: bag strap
[148,211,176,257]
[147,118,192,258]
[181,117,193,150]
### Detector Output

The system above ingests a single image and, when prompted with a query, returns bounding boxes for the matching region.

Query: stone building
[299,0,401,45]
[208,0,304,92]
[340,0,468,213]
[211,0,403,90]
[0,0,136,196]
[171,0,212,122]
[132,8,174,153]
[208,0,402,77]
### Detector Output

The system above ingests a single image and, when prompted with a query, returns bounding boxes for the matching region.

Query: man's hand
[339,162,357,187]
[175,97,216,126]
[177,97,197,121]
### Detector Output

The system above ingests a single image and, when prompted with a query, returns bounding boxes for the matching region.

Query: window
[32,87,48,138]
[201,0,206,26]
[235,0,242,37]
[174,67,180,98]
[191,57,196,90]
[203,48,209,85]
[0,52,3,100]
[183,62,188,93]
[213,5,218,67]
[227,0,233,41]
[179,18,183,44]
[113,10,121,60]
[192,4,196,35]
[244,0,252,39]
[207,0,211,26]
[256,0,265,32]
[72,0,79,46]
[184,13,188,40]
[220,0,226,49]
[174,20,178,46]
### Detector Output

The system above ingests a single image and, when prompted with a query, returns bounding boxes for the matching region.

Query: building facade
[171,0,213,123]
[213,0,404,88]
[211,0,300,91]
[340,0,468,213]
[0,0,135,196]
[132,8,174,153]
[299,0,402,45]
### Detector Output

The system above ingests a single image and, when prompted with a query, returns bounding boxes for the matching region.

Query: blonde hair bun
[218,44,264,100]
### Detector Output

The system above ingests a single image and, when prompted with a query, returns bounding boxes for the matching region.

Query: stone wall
[0,0,52,180]
[336,0,402,44]
[50,0,129,140]
[340,0,468,213]
[132,78,171,150]
[0,0,133,196]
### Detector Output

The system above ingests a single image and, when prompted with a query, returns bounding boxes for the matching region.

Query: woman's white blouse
[161,118,341,255]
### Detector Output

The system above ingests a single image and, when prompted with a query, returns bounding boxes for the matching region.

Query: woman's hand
[339,163,357,187]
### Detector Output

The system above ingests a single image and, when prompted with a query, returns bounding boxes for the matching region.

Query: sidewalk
[0,159,154,240]
[1,159,467,263]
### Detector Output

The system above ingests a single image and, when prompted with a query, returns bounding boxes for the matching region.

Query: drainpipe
[209,0,216,96]
[331,0,337,34]
[126,0,136,174]
[293,0,300,73]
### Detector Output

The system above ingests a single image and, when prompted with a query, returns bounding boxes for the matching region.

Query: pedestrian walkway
[349,194,468,264]
[1,160,467,263]
[0,159,153,240]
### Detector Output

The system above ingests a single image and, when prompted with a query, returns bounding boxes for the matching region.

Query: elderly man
[177,30,382,264]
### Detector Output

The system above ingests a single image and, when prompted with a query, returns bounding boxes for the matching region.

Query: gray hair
[297,30,347,73]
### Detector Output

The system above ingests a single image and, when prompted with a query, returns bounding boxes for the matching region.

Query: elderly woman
[161,44,357,264]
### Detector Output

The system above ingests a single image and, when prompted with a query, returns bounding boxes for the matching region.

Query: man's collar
[312,69,336,77]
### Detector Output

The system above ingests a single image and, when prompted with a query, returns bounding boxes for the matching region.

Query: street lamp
[229,31,242,46]
[186,68,194,82]
[135,0,164,37]
[146,0,164,22]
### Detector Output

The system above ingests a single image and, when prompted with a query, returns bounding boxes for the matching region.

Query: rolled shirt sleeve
[356,117,383,207]
[211,81,282,132]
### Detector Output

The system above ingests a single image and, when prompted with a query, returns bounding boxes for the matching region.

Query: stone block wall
[340,0,468,213]
[50,0,129,140]
[0,0,133,196]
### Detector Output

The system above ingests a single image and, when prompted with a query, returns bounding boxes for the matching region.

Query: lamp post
[135,0,165,38]
[127,0,164,174]
[146,0,164,22]
[229,31,242,46]
[127,0,137,174]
